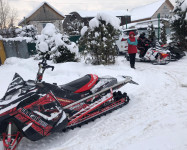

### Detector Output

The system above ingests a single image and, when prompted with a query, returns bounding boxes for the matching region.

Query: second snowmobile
[125,42,171,65]
[0,56,138,150]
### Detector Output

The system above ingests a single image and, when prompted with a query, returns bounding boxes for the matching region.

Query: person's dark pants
[139,47,145,58]
[129,53,136,68]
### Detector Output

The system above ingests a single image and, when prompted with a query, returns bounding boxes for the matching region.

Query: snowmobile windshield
[2,73,25,100]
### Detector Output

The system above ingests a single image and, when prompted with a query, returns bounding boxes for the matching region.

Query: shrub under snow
[16,25,37,39]
[36,23,79,63]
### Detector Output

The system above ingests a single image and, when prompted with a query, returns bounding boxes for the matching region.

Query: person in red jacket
[127,31,138,69]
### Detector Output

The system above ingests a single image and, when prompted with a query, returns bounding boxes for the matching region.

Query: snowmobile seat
[61,74,98,93]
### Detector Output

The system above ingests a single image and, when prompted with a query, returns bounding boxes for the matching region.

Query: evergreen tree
[65,19,84,36]
[147,23,156,42]
[160,21,167,44]
[170,0,187,50]
[79,13,120,65]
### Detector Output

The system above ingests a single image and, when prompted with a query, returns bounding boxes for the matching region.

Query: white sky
[8,0,176,25]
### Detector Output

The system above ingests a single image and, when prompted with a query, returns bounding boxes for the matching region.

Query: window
[163,6,167,9]
[43,23,46,28]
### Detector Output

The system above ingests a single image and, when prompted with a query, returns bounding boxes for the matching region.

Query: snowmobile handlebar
[44,65,54,71]
[35,56,54,83]
[38,62,54,71]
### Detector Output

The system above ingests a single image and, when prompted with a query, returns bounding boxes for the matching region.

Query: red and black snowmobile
[0,57,138,150]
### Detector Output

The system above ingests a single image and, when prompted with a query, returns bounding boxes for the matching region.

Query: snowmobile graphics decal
[88,74,98,87]
[19,108,48,127]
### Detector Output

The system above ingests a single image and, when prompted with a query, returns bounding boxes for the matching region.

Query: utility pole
[157,13,160,41]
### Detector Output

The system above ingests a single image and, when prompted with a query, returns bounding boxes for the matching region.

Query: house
[18,2,65,33]
[63,10,131,35]
[125,18,171,39]
[130,0,174,23]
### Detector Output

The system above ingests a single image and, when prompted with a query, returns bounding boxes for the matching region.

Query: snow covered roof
[181,0,187,20]
[181,0,187,11]
[130,0,165,21]
[74,10,130,18]
[18,2,65,25]
[124,18,169,29]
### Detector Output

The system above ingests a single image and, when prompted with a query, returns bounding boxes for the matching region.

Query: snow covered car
[116,28,139,54]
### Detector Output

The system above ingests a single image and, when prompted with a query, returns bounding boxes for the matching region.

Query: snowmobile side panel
[9,93,67,141]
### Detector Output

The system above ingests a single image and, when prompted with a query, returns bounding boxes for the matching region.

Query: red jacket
[127,31,138,54]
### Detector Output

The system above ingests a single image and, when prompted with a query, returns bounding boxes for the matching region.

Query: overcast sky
[8,0,176,24]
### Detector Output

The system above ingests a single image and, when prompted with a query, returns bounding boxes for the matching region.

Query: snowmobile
[0,56,138,150]
[161,42,186,60]
[125,41,171,65]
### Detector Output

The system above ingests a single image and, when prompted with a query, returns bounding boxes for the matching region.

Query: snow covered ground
[0,56,187,150]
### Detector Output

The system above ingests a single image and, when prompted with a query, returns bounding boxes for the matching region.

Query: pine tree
[65,19,84,36]
[79,13,120,65]
[147,23,156,42]
[160,21,167,44]
[170,0,187,50]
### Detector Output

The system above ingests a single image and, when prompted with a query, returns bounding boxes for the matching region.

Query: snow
[34,110,62,121]
[41,23,58,36]
[80,26,88,36]
[89,18,100,29]
[0,55,187,150]
[22,123,33,132]
[130,0,165,21]
[89,13,120,30]
[37,41,49,53]
[2,37,33,43]
[181,0,187,20]
[36,23,79,56]
[75,10,130,18]
[181,0,187,12]
[97,13,120,29]
[18,2,65,25]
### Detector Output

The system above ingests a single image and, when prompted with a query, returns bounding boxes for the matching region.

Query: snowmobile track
[64,97,130,131]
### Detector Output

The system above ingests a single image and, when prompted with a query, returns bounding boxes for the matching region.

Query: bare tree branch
[0,0,18,37]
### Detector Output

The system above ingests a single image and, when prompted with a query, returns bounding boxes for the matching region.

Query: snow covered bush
[170,0,187,50]
[147,23,156,42]
[35,23,79,63]
[79,13,120,65]
[65,19,84,36]
[16,25,37,39]
[160,21,167,44]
